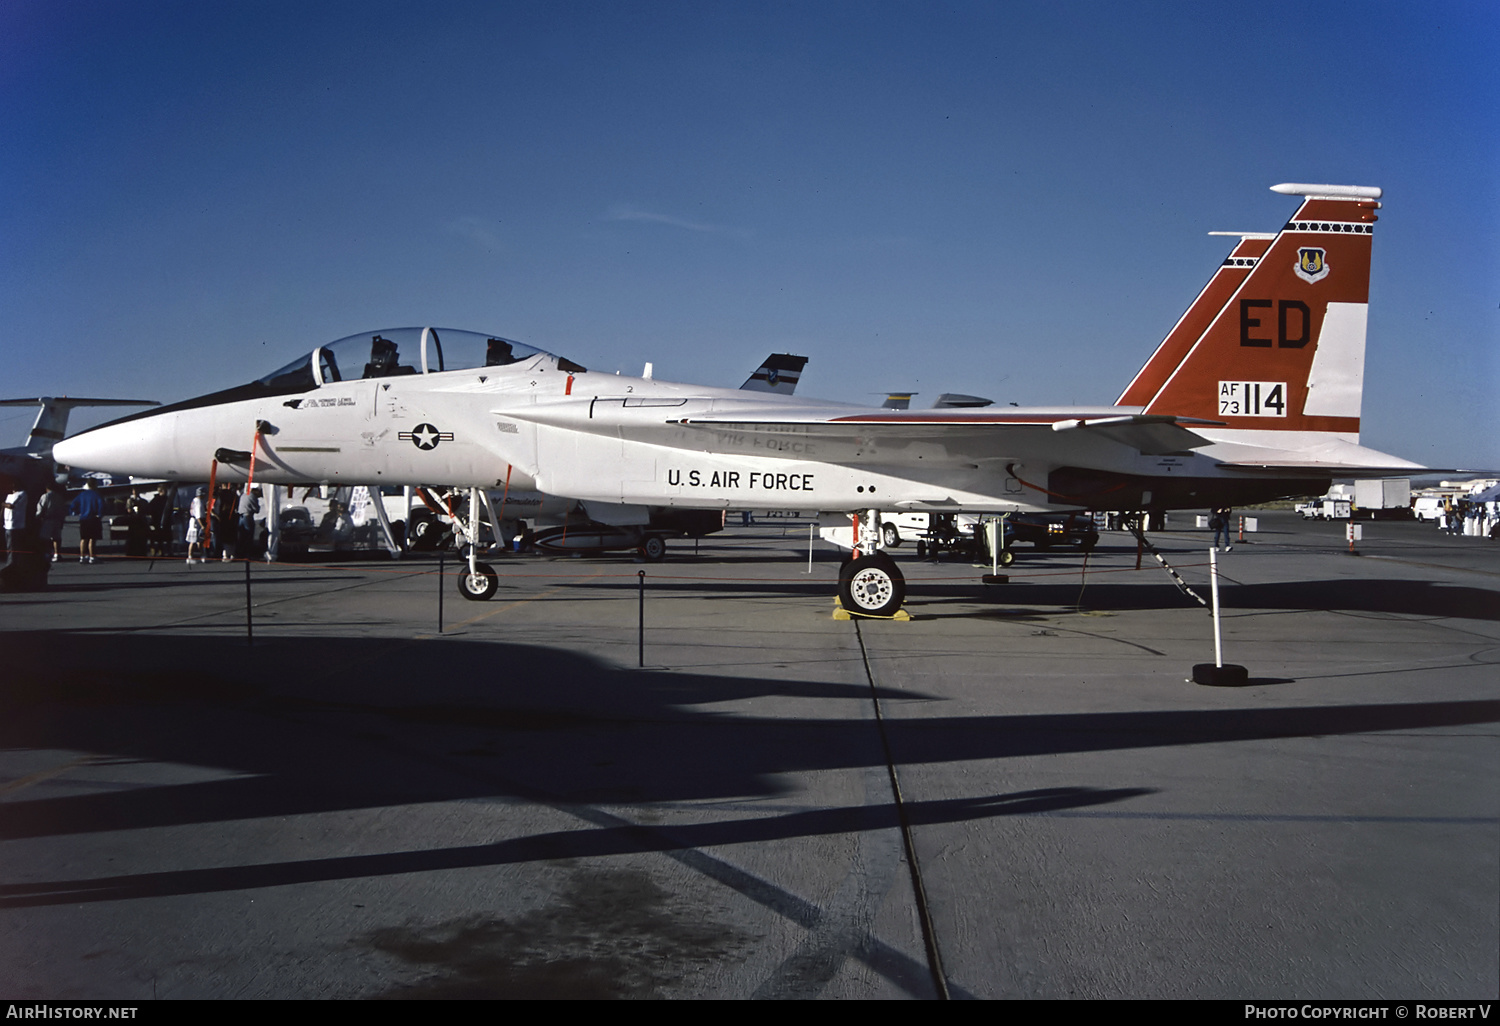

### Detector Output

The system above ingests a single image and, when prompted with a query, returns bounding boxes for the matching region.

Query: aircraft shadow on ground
[34,573,358,595]
[0,787,1156,909]
[561,576,1500,621]
[2,629,1497,909]
[988,578,1500,620]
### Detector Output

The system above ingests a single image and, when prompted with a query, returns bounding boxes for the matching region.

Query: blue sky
[3,0,1496,468]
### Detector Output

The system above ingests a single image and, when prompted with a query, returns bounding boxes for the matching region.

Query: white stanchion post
[1192,546,1247,686]
[1210,548,1223,667]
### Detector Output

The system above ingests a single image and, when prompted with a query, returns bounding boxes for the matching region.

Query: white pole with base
[981,516,1010,586]
[1192,547,1248,686]
[1211,548,1223,666]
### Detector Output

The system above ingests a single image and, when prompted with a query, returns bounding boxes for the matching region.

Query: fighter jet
[55,183,1422,614]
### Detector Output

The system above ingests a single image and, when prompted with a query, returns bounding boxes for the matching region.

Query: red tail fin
[1138,184,1381,436]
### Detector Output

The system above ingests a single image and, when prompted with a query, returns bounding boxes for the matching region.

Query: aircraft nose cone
[54,415,174,476]
[52,427,125,472]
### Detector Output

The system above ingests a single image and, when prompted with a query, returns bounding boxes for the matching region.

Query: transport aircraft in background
[0,397,158,488]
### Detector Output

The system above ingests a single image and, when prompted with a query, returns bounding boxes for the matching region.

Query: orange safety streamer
[246,431,260,488]
[498,464,513,521]
[206,458,219,551]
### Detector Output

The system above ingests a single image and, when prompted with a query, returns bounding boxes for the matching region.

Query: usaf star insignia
[399,423,454,450]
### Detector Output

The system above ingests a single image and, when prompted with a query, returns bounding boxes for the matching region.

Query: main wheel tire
[457,560,498,601]
[838,552,906,617]
[640,535,667,561]
[998,549,1015,567]
[881,523,900,548]
[915,540,927,559]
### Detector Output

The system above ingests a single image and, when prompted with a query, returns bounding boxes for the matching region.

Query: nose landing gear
[457,560,498,601]
[456,485,499,601]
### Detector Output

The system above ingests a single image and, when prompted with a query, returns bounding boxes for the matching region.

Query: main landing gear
[836,509,908,618]
[838,550,906,617]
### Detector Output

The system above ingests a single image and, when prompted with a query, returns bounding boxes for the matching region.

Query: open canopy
[257,327,581,391]
[75,328,586,436]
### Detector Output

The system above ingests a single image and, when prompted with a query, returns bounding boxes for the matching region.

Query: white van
[1412,496,1445,522]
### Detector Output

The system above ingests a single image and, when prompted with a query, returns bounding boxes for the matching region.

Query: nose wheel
[457,560,498,601]
[837,551,906,618]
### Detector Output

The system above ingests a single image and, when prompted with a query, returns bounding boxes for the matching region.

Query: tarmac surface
[1,511,1497,999]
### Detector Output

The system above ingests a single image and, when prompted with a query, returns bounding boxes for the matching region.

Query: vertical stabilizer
[1140,184,1381,437]
[740,354,809,395]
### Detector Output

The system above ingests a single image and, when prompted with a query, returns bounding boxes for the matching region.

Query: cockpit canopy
[257,327,585,391]
[80,327,590,436]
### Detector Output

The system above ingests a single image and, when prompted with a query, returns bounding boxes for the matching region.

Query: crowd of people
[1,480,275,589]
[115,482,266,563]
[1,478,386,589]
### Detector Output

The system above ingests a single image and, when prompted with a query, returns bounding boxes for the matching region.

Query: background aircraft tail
[740,353,808,395]
[1129,184,1382,439]
[1,397,160,455]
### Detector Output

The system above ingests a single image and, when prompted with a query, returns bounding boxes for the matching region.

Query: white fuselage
[54,350,1348,517]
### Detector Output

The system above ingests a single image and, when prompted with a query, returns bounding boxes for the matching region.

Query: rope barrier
[71,548,1212,584]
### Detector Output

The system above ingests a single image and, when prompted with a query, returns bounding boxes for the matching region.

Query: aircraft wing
[666,409,1221,458]
[507,399,1221,465]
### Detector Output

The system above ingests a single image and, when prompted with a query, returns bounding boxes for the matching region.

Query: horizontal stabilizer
[1211,436,1425,475]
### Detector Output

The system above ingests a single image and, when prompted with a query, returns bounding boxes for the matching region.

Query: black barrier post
[244,558,253,646]
[637,569,645,667]
[438,552,445,634]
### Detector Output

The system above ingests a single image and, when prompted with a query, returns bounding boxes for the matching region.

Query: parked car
[875,510,1097,557]
[1004,512,1099,551]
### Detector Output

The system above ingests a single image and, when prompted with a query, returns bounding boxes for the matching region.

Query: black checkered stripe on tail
[1282,220,1373,234]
